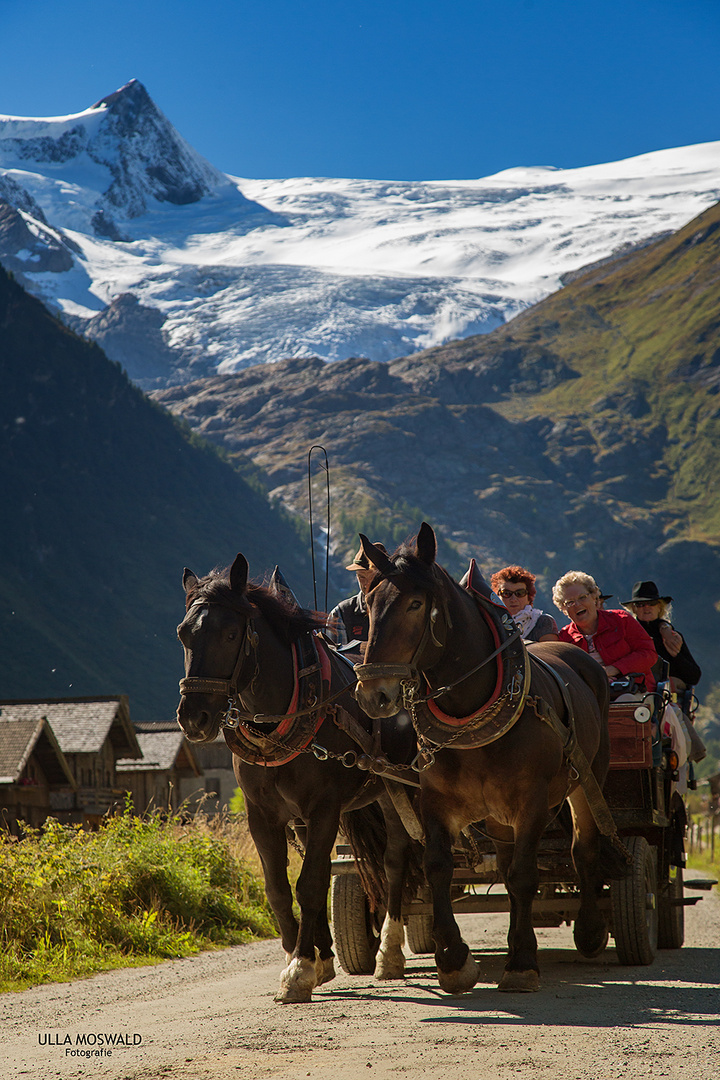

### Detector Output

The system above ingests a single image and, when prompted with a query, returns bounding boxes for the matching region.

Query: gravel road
[3,888,718,1080]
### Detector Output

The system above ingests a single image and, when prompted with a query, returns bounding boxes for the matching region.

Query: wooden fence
[688,816,719,862]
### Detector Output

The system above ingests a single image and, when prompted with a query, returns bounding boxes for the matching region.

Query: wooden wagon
[330,684,714,973]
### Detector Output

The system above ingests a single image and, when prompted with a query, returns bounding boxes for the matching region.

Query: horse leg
[494,812,544,993]
[245,803,299,957]
[313,906,337,987]
[568,788,609,958]
[424,812,479,994]
[276,808,339,1004]
[374,796,411,980]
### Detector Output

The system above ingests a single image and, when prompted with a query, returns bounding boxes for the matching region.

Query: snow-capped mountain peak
[0,79,257,236]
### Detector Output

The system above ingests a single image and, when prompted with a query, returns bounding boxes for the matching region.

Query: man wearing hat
[325,542,389,648]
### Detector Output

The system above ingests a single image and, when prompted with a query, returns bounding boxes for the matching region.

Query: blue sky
[2,0,719,180]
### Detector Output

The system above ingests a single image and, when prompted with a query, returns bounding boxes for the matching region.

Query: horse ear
[183,568,198,594]
[359,534,395,577]
[355,566,376,596]
[229,553,249,595]
[416,522,437,566]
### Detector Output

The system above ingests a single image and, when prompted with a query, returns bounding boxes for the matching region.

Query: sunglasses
[498,587,528,599]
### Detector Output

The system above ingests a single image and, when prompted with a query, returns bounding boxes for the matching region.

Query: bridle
[178,599,261,729]
[354,581,523,710]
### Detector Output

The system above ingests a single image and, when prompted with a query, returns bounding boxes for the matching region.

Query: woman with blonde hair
[623,580,701,691]
[553,570,657,688]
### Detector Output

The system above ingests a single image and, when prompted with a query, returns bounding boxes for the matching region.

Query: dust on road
[3,890,718,1080]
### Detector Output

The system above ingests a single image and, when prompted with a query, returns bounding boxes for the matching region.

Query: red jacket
[558,609,657,689]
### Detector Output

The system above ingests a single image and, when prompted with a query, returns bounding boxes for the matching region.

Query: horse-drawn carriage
[176,528,714,1002]
[331,677,709,974]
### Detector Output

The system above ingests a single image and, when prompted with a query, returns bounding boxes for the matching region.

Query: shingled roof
[0,716,76,787]
[0,697,141,759]
[117,730,200,775]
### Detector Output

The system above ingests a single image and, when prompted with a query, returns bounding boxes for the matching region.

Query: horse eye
[408,599,423,611]
[227,629,238,641]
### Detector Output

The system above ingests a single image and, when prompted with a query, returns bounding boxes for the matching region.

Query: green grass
[0,805,278,993]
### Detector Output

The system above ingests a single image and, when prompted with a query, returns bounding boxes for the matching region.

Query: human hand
[660,624,682,657]
[603,665,620,677]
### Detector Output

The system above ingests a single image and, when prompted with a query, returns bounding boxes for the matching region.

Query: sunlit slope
[409,200,720,543]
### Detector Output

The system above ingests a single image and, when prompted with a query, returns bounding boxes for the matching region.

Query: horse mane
[187,569,325,644]
[369,541,456,596]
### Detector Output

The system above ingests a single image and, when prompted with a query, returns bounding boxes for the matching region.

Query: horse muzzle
[176,694,224,743]
[355,677,402,719]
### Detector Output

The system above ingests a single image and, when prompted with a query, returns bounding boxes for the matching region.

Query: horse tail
[555,799,630,880]
[597,834,632,880]
[339,803,425,911]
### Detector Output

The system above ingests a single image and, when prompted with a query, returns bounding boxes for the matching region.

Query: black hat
[346,542,389,571]
[623,580,672,605]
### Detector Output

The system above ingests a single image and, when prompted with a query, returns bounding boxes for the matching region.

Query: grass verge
[0,804,278,993]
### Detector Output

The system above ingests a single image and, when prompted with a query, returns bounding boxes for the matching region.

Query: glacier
[1,79,719,387]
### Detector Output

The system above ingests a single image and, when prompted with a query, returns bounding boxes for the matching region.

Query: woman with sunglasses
[552,571,657,689]
[490,565,559,643]
[622,580,702,691]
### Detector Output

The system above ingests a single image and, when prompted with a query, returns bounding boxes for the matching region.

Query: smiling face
[561,583,600,634]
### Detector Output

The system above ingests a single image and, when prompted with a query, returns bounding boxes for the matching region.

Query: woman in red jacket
[552,571,657,689]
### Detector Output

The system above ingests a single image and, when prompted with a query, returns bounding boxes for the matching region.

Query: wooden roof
[117,730,200,775]
[0,696,141,759]
[0,716,76,787]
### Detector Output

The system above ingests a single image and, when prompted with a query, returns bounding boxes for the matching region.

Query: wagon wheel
[330,872,382,975]
[658,865,684,949]
[610,835,658,965]
[405,912,434,954]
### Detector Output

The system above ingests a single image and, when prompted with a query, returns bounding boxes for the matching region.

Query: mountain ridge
[1,81,719,383]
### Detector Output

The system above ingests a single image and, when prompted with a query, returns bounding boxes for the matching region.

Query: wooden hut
[116,721,201,814]
[0,696,142,827]
[0,714,76,834]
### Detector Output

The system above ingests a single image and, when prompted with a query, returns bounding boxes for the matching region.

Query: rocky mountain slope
[1,81,719,384]
[151,201,720,688]
[0,267,312,722]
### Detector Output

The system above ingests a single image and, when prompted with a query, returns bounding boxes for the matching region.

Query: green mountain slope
[405,200,720,541]
[0,268,311,722]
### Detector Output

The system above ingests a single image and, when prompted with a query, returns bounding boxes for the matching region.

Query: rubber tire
[658,866,685,949]
[406,912,435,954]
[611,835,658,966]
[330,872,380,975]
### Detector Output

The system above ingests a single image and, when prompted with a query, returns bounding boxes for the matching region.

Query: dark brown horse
[355,524,625,994]
[175,552,420,1002]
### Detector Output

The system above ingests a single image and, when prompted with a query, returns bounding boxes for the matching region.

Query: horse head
[176,552,258,742]
[355,523,445,719]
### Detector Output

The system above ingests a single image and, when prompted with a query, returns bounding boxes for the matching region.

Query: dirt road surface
[3,889,719,1080]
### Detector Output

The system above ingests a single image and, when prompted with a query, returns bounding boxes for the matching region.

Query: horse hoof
[317,956,336,986]
[437,952,479,995]
[374,915,406,980]
[574,920,609,959]
[374,949,406,980]
[498,969,540,993]
[275,956,317,1004]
